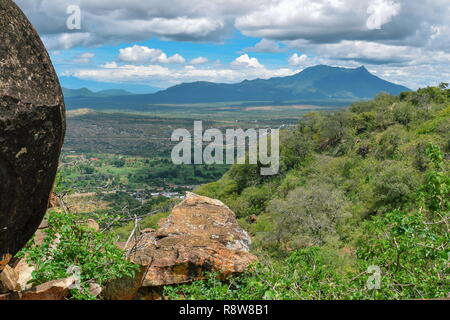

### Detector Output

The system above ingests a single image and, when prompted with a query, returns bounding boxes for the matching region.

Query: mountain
[59,76,161,94]
[65,65,411,110]
[62,87,134,98]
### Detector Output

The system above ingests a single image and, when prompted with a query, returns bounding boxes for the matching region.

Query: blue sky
[16,0,450,93]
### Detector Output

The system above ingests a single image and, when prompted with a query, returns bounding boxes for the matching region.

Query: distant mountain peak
[65,64,411,109]
[63,87,133,98]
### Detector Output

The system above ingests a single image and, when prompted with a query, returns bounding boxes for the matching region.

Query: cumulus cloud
[231,54,264,68]
[15,0,251,49]
[67,57,296,87]
[366,0,401,30]
[190,57,209,65]
[15,0,450,88]
[118,45,185,64]
[245,39,284,53]
[16,0,450,50]
[43,33,92,50]
[288,53,309,66]
[311,41,411,64]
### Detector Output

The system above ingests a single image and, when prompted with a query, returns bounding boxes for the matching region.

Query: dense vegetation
[167,84,450,299]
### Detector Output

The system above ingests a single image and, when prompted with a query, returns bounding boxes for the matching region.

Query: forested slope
[168,84,450,300]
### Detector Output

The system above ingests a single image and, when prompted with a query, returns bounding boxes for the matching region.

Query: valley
[59,104,330,237]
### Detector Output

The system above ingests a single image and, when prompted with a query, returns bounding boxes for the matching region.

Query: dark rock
[0,0,66,270]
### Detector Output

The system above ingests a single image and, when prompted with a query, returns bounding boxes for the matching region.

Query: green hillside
[167,84,450,300]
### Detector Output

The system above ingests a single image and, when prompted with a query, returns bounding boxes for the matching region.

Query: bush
[233,185,272,218]
[265,183,350,250]
[372,161,420,213]
[374,125,410,160]
[18,210,139,300]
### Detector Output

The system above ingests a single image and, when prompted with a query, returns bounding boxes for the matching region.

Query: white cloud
[15,0,450,88]
[246,39,284,53]
[366,0,401,30]
[231,54,264,68]
[15,0,244,49]
[101,62,119,68]
[190,57,209,65]
[16,0,450,51]
[67,59,296,87]
[159,53,186,64]
[315,41,412,64]
[73,52,95,64]
[288,53,308,66]
[119,45,185,64]
[42,33,92,50]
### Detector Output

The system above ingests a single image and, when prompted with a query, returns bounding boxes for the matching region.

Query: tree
[266,183,350,250]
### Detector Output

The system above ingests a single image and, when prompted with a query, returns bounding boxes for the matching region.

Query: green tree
[266,183,350,250]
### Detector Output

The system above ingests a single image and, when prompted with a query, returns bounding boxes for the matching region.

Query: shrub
[374,125,410,160]
[372,161,420,213]
[18,210,139,300]
[265,183,350,250]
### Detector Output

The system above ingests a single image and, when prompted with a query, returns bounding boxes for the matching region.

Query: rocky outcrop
[0,0,66,269]
[0,277,74,300]
[114,193,257,298]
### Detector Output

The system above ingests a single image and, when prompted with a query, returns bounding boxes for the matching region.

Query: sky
[16,0,450,93]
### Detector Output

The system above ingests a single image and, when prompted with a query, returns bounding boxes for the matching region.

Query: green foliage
[165,145,449,300]
[279,129,313,173]
[357,145,449,298]
[190,86,449,300]
[265,183,350,250]
[164,247,355,300]
[17,210,139,300]
[373,125,410,160]
[372,161,420,213]
[419,144,450,213]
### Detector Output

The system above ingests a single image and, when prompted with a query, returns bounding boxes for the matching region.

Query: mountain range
[62,87,134,98]
[64,65,410,110]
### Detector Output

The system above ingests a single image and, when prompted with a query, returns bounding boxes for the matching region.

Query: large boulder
[122,193,257,294]
[0,0,66,270]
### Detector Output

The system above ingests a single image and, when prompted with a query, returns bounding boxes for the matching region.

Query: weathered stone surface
[0,277,74,300]
[0,265,19,293]
[125,193,257,288]
[85,219,100,232]
[13,258,35,291]
[101,267,146,300]
[0,0,66,268]
[88,282,103,298]
[48,192,59,209]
